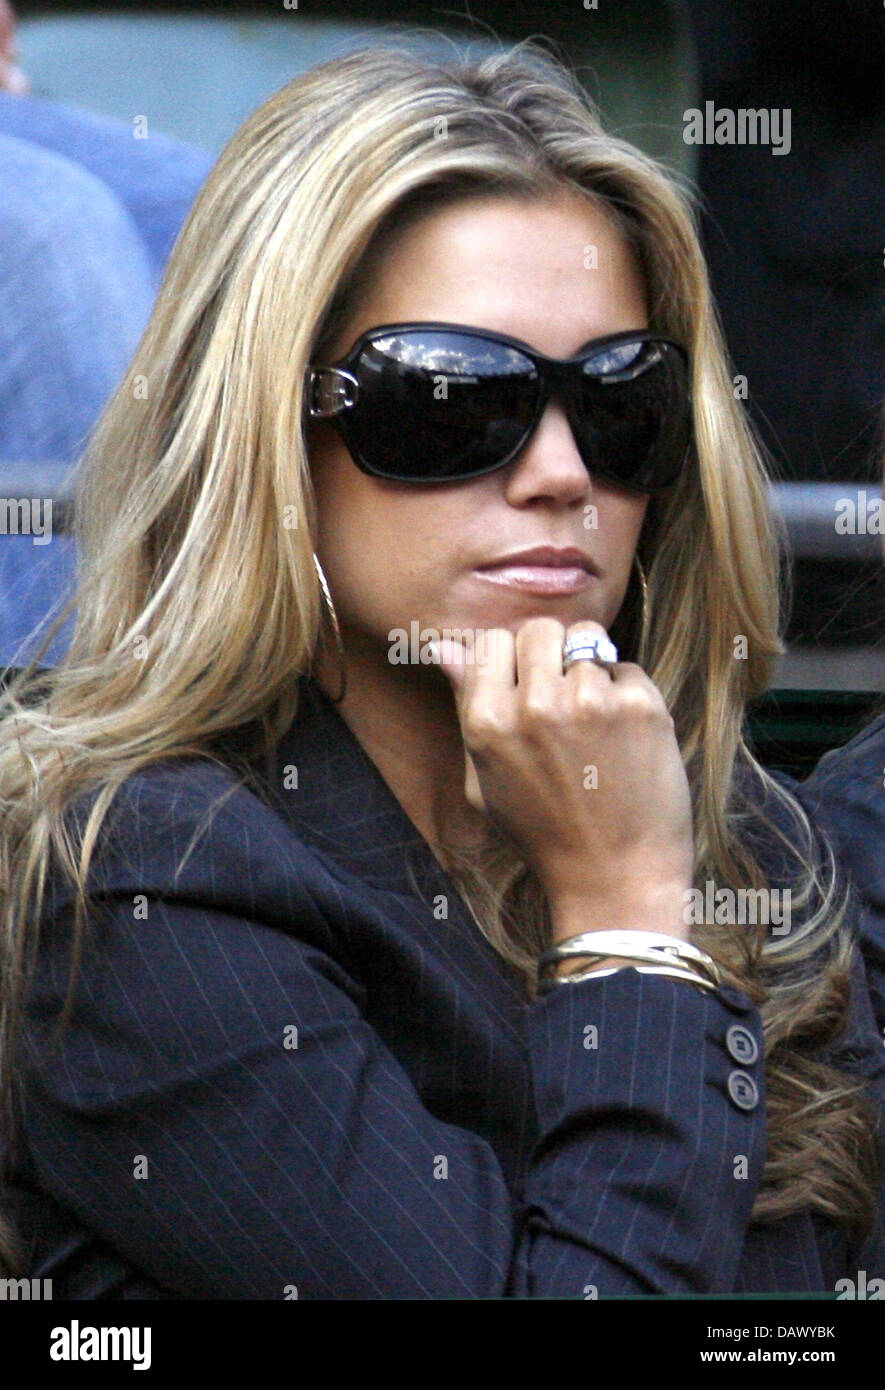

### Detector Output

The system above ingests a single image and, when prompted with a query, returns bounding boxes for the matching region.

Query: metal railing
[2,467,881,556]
[768,483,884,561]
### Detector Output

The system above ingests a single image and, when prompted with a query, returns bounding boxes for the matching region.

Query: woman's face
[307,192,651,661]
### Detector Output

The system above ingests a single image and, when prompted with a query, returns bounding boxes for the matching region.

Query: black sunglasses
[306,321,692,491]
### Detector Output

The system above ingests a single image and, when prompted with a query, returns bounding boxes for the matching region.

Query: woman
[0,42,881,1298]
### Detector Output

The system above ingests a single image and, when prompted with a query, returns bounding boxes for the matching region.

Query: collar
[247,673,469,905]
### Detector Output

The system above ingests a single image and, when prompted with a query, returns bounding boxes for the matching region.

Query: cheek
[597,493,648,559]
[309,442,459,620]
[598,495,648,619]
[310,434,385,553]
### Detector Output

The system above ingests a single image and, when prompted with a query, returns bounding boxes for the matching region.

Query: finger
[514,617,568,706]
[426,635,498,814]
[463,748,486,813]
[561,621,620,685]
[459,626,516,715]
[428,628,515,719]
[426,636,469,693]
[558,622,614,669]
[516,616,618,699]
[601,661,669,708]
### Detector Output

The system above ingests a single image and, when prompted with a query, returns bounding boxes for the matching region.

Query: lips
[474,546,598,597]
[477,546,598,574]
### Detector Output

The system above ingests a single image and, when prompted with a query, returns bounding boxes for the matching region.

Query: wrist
[549,890,694,945]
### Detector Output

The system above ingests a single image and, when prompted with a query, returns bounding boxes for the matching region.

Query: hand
[430,617,695,944]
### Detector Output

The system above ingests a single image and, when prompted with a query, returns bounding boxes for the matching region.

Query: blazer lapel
[248,674,484,911]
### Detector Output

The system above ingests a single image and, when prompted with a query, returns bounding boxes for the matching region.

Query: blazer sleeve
[18,767,768,1298]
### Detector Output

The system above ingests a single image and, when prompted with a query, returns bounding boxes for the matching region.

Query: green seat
[745,688,883,778]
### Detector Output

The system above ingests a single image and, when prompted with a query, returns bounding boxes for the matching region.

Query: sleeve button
[726,1024,759,1065]
[728,1069,759,1110]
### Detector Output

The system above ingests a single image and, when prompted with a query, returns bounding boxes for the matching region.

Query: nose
[501,395,591,506]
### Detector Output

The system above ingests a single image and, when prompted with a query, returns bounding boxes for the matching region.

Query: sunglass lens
[575,339,690,491]
[342,330,539,481]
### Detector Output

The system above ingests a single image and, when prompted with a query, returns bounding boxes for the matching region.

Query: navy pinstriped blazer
[4,676,884,1297]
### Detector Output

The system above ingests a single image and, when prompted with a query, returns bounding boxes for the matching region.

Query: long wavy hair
[0,40,878,1278]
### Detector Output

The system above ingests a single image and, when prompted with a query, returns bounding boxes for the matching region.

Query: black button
[728,1070,759,1111]
[726,1024,759,1066]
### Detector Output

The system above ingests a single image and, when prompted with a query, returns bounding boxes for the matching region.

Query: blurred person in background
[0,0,212,665]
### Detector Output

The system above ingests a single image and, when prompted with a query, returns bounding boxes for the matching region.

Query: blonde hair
[0,40,877,1277]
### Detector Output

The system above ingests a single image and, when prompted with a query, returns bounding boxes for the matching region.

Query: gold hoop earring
[634,552,650,654]
[312,553,347,704]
